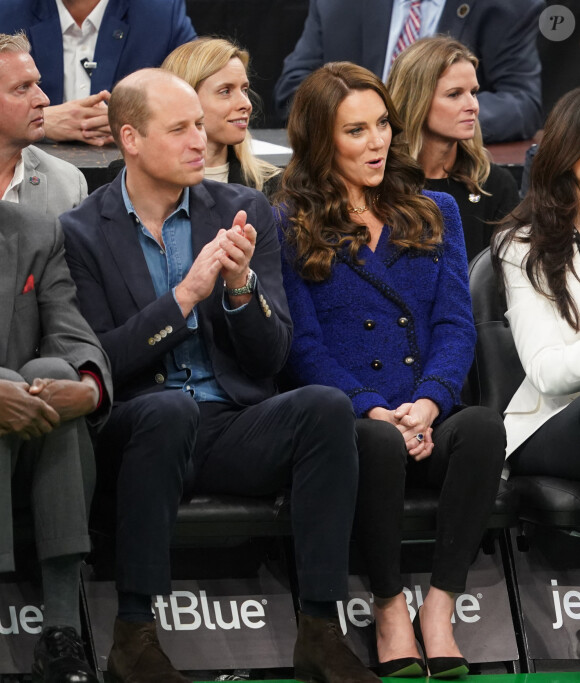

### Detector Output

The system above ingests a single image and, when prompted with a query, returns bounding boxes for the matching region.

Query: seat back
[468,247,525,414]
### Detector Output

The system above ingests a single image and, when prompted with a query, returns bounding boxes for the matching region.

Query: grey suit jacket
[0,201,112,571]
[18,145,87,219]
[274,0,545,143]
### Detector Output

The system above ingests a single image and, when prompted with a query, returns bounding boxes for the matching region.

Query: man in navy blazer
[0,0,196,145]
[60,69,375,683]
[274,0,545,143]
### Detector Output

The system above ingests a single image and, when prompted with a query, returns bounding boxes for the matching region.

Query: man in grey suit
[0,32,87,217]
[0,200,112,681]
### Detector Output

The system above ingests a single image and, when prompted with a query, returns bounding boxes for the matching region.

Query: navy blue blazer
[274,0,544,143]
[59,175,292,405]
[0,0,196,104]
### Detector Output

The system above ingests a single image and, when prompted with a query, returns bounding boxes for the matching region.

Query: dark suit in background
[0,0,196,104]
[274,0,544,143]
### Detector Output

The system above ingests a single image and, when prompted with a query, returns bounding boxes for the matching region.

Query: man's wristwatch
[226,269,256,296]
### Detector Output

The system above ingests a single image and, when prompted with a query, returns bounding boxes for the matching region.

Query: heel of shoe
[412,609,469,678]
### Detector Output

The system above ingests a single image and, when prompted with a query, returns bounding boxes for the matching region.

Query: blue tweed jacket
[275,190,475,420]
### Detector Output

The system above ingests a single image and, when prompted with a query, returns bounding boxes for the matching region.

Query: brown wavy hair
[386,36,490,196]
[493,87,580,330]
[276,61,444,281]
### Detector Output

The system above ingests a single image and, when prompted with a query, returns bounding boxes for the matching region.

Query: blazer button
[371,359,383,370]
[165,325,173,334]
[433,256,439,263]
[148,337,155,346]
[364,319,376,330]
[154,373,165,384]
[397,316,409,327]
[160,329,167,338]
[154,333,162,342]
[404,356,415,365]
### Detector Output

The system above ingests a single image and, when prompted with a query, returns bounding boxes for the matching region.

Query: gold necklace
[348,205,369,214]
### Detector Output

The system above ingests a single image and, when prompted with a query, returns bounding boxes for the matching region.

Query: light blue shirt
[121,170,229,403]
[382,0,446,81]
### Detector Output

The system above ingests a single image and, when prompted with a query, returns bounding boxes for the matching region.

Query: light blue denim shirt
[121,170,229,402]
[382,0,446,81]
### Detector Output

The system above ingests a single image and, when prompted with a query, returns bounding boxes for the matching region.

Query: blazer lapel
[100,177,157,311]
[188,183,224,320]
[438,0,478,41]
[92,0,129,94]
[29,1,64,103]
[362,0,394,74]
[0,228,19,368]
[19,149,48,216]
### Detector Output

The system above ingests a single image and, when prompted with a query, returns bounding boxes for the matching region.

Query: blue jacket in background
[0,0,196,104]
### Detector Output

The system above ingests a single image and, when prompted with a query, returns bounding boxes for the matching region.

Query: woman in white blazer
[493,87,580,479]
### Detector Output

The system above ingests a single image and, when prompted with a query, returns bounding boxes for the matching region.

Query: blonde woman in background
[162,37,280,196]
[387,36,519,261]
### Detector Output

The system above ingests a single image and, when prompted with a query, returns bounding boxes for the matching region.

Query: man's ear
[120,124,140,157]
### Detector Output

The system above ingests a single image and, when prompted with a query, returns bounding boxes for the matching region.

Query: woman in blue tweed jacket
[275,62,506,680]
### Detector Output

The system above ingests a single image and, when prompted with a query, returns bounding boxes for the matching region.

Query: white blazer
[502,234,580,457]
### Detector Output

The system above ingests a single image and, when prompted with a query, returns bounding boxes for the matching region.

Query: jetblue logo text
[337,585,482,635]
[153,590,266,631]
[551,579,580,630]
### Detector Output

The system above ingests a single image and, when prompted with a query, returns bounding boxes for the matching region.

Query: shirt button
[364,319,376,330]
[397,317,409,327]
[404,356,415,365]
[371,359,383,370]
[154,373,165,384]
[433,256,439,263]
[181,363,187,369]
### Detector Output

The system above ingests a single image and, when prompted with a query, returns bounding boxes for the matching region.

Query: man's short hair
[108,74,156,152]
[0,32,31,55]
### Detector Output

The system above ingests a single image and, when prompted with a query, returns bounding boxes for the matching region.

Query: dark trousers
[510,396,580,480]
[96,385,358,601]
[354,406,506,597]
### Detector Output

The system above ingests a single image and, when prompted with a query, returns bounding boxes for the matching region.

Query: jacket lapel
[362,0,394,74]
[19,149,48,216]
[100,176,157,311]
[0,228,19,368]
[29,1,64,103]
[438,0,478,41]
[92,0,129,94]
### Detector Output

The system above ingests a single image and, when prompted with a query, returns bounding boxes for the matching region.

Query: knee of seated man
[294,385,354,425]
[19,357,79,383]
[138,389,200,435]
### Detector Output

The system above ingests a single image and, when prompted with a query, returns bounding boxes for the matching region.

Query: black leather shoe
[32,626,98,683]
[294,612,381,683]
[412,611,469,679]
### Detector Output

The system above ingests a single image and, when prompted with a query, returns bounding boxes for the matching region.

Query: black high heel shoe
[376,656,426,678]
[412,611,469,679]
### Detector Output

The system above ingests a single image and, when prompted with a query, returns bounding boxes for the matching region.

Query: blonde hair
[0,31,31,54]
[162,37,280,191]
[386,35,490,195]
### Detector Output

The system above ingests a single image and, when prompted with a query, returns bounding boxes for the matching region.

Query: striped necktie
[391,0,422,64]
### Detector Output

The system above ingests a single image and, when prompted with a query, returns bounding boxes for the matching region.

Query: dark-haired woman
[493,87,580,481]
[275,62,506,679]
